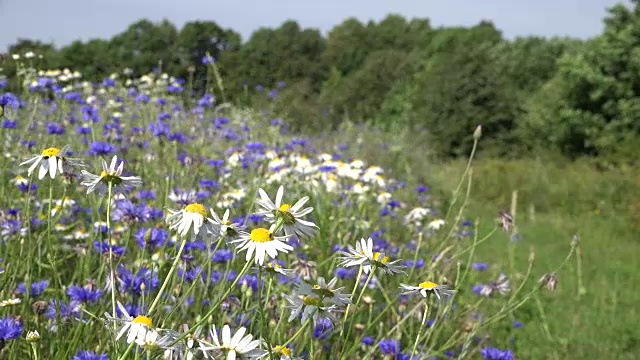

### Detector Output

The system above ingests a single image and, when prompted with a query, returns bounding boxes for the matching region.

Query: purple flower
[481,346,514,360]
[312,318,333,340]
[67,285,103,303]
[72,350,108,360]
[16,280,48,297]
[0,317,22,341]
[472,262,489,271]
[46,122,65,135]
[88,141,115,156]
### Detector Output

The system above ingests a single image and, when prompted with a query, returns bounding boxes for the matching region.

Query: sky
[0,0,627,51]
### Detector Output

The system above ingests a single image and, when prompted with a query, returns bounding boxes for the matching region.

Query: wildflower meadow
[0,54,625,360]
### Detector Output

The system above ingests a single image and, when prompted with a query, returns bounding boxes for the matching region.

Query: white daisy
[284,293,341,326]
[20,145,84,180]
[161,325,216,360]
[209,324,267,360]
[294,277,351,307]
[80,155,142,195]
[427,219,446,231]
[231,225,293,266]
[399,281,456,300]
[208,208,244,238]
[104,301,156,345]
[166,203,212,241]
[338,237,406,275]
[255,185,318,239]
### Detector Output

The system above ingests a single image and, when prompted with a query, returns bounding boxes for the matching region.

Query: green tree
[522,1,640,160]
[378,22,517,157]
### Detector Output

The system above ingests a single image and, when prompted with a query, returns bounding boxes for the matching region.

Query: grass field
[318,123,640,359]
[0,66,637,360]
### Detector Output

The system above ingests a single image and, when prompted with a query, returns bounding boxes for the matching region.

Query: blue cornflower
[472,262,489,271]
[111,200,150,223]
[202,55,215,65]
[248,214,263,223]
[0,93,20,109]
[67,285,103,303]
[177,266,205,283]
[480,346,514,360]
[212,249,233,263]
[102,78,116,88]
[168,132,188,143]
[135,190,156,200]
[313,318,333,340]
[88,141,115,156]
[361,336,375,346]
[403,258,425,269]
[1,219,24,239]
[238,275,261,292]
[148,120,170,138]
[512,321,524,328]
[378,339,400,356]
[0,317,23,341]
[76,125,92,135]
[197,94,215,107]
[416,184,430,193]
[46,122,65,135]
[45,299,81,321]
[72,350,108,360]
[115,265,159,296]
[135,228,168,250]
[135,94,150,103]
[335,267,357,279]
[16,280,49,297]
[2,119,16,129]
[213,117,229,128]
[199,179,218,189]
[318,165,336,172]
[93,241,126,257]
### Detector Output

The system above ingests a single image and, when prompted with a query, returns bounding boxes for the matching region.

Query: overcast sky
[0,0,627,51]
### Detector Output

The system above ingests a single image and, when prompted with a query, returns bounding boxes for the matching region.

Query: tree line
[2,1,640,163]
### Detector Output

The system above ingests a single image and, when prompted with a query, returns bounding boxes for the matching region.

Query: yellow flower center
[312,284,335,298]
[302,295,319,306]
[224,220,232,226]
[279,204,292,212]
[41,147,60,157]
[132,315,153,328]
[274,345,292,356]
[372,252,389,264]
[419,281,438,290]
[184,203,207,217]
[250,228,273,242]
[100,170,117,178]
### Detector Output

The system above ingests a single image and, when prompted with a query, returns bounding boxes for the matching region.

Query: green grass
[317,123,640,359]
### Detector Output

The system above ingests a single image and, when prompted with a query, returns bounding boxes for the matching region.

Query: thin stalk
[339,264,363,337]
[147,235,188,315]
[411,301,430,358]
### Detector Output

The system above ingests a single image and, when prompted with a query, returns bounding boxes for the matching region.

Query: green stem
[147,235,189,315]
[168,259,253,346]
[339,265,363,337]
[343,267,375,348]
[46,177,53,257]
[116,342,136,360]
[106,181,116,323]
[411,301,430,358]
[280,316,313,348]
[258,267,273,358]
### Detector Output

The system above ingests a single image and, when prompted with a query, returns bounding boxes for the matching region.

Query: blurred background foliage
[4,2,640,166]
